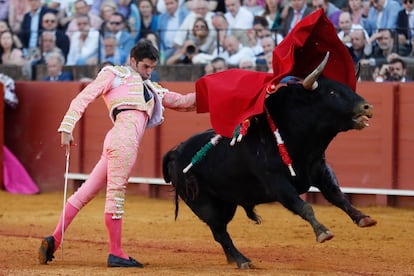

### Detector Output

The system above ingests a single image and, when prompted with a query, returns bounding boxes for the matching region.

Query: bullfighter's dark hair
[130,39,159,62]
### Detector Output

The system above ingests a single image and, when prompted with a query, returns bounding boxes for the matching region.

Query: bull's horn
[303,52,330,90]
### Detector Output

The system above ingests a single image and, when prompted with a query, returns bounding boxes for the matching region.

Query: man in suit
[40,11,70,60]
[396,0,414,54]
[42,52,73,81]
[19,0,54,55]
[347,28,372,65]
[279,0,313,37]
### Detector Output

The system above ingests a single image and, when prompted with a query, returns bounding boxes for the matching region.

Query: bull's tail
[162,150,173,184]
[162,144,201,220]
[174,184,179,221]
[162,149,180,220]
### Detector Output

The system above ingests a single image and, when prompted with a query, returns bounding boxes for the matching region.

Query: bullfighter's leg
[104,111,147,266]
[186,197,253,269]
[316,164,377,227]
[39,150,110,264]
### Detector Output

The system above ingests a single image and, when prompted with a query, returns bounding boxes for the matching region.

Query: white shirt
[66,13,103,38]
[66,29,100,65]
[337,24,370,47]
[165,11,180,49]
[214,44,255,65]
[29,8,41,48]
[289,7,306,33]
[224,6,254,30]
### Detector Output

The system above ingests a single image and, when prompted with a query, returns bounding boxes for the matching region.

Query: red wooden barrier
[4,82,84,192]
[324,82,398,206]
[4,81,414,207]
[395,83,414,206]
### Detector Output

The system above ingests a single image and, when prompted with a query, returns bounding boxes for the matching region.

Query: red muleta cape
[196,9,356,138]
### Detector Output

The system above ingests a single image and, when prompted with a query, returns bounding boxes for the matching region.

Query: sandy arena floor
[0,190,413,275]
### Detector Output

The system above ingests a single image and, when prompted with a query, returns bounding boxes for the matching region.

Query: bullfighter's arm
[144,80,196,112]
[58,70,115,134]
[162,90,196,112]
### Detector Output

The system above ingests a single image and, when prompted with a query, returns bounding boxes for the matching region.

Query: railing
[66,172,414,197]
[0,63,409,82]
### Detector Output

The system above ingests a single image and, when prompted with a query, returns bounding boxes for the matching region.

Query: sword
[61,145,70,260]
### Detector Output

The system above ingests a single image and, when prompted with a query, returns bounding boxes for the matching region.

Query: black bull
[162,76,376,269]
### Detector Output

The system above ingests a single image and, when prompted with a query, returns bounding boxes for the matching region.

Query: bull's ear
[302,52,330,91]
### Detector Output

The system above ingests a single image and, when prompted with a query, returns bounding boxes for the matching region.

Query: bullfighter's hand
[60,132,74,147]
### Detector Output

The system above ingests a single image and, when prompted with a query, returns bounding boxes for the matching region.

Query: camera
[384,68,391,79]
[186,45,196,55]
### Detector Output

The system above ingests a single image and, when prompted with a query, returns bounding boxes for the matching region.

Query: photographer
[373,58,411,82]
[166,39,201,64]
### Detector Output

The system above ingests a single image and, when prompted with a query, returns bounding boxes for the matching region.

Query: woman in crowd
[188,17,215,53]
[0,20,23,49]
[261,0,283,31]
[135,0,159,42]
[0,30,26,66]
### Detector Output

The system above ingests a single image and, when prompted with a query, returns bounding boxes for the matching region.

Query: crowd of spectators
[0,0,413,82]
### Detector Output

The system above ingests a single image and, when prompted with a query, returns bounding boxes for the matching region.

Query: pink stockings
[105,213,128,259]
[52,202,78,251]
[52,204,128,258]
[51,110,148,259]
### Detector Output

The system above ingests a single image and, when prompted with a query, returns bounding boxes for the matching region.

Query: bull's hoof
[358,216,377,227]
[238,261,254,269]
[317,231,334,243]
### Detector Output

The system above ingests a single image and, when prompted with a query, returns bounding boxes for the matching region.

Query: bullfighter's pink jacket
[58,65,195,133]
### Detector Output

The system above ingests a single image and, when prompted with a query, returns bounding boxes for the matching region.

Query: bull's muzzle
[353,102,373,130]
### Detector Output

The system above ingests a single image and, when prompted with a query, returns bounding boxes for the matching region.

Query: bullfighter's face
[131,57,157,80]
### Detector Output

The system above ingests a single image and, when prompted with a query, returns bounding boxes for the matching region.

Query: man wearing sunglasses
[105,12,135,62]
[41,11,70,60]
[19,0,54,57]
